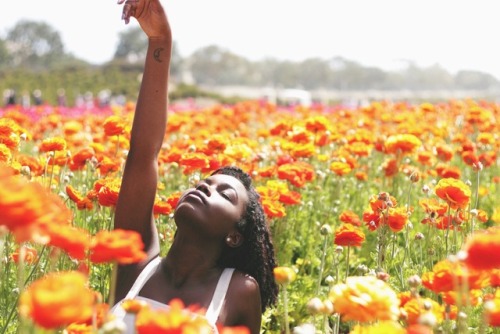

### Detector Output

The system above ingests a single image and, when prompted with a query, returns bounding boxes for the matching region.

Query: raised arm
[113,0,172,299]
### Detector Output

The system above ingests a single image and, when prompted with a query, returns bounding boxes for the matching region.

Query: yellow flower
[329,276,400,323]
[273,266,297,285]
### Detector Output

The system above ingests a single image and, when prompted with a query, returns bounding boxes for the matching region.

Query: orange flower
[403,297,443,325]
[385,134,422,155]
[434,143,453,162]
[277,161,315,188]
[441,289,482,306]
[350,321,405,334]
[421,258,488,293]
[435,163,461,179]
[94,178,121,207]
[64,323,93,334]
[329,161,352,176]
[11,246,38,264]
[369,193,398,212]
[90,229,147,264]
[103,115,126,136]
[261,198,286,218]
[121,299,149,314]
[38,136,67,152]
[16,154,44,176]
[463,226,500,271]
[69,147,95,171]
[339,210,361,226]
[179,152,210,174]
[42,224,91,260]
[0,143,11,162]
[19,271,95,329]
[273,266,297,285]
[434,178,471,210]
[135,298,212,334]
[382,158,399,177]
[153,199,173,216]
[279,190,301,205]
[355,171,368,181]
[386,207,409,233]
[418,198,448,217]
[66,185,94,210]
[0,164,73,242]
[334,224,366,247]
[329,276,400,323]
[484,290,500,327]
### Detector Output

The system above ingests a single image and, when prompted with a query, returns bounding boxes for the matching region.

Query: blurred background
[1,0,499,106]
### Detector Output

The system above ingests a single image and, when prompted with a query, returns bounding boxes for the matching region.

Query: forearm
[129,36,172,158]
[113,37,171,250]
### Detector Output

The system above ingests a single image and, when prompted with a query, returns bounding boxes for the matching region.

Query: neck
[162,235,222,287]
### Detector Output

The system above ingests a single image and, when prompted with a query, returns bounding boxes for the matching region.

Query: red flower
[339,210,362,226]
[334,224,366,247]
[463,226,500,271]
[434,178,471,210]
[90,229,147,264]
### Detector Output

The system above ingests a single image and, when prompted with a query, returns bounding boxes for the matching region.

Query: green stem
[316,234,328,295]
[108,262,118,308]
[345,245,350,282]
[1,246,47,334]
[283,286,290,334]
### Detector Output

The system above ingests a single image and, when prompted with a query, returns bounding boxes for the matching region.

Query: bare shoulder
[230,270,260,295]
[222,270,261,331]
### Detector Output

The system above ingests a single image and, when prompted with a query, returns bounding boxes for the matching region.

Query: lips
[184,189,207,204]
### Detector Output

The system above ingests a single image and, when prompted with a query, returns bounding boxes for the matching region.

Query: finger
[122,3,134,23]
[117,0,126,4]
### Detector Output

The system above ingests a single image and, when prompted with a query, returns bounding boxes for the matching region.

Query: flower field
[0,98,499,333]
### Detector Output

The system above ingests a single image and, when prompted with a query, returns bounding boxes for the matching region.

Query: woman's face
[174,174,249,237]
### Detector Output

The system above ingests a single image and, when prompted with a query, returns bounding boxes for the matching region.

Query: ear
[225,232,244,248]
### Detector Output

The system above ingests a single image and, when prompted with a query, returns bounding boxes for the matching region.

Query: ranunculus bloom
[484,290,500,327]
[19,271,95,329]
[273,266,297,285]
[0,164,73,242]
[339,210,362,226]
[403,297,444,325]
[103,115,127,136]
[334,224,366,247]
[94,178,121,207]
[11,246,38,264]
[90,229,147,264]
[135,298,212,334]
[329,161,352,176]
[350,321,405,334]
[41,223,91,260]
[277,161,315,188]
[434,178,471,209]
[385,134,422,155]
[386,207,409,232]
[421,258,488,293]
[329,276,400,323]
[463,226,500,271]
[38,136,67,152]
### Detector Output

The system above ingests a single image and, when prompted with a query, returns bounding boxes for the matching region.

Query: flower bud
[320,224,332,236]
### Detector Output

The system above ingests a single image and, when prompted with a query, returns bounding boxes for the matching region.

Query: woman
[110,0,279,333]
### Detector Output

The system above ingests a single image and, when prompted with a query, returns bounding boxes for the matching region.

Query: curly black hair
[211,166,279,312]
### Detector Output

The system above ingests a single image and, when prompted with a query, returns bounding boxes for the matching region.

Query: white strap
[125,257,162,299]
[205,268,235,324]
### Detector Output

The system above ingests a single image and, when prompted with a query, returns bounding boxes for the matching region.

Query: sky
[1,0,500,80]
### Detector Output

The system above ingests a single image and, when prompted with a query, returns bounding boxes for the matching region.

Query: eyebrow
[205,177,239,200]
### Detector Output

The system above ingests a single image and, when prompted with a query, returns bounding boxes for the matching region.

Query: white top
[110,257,235,333]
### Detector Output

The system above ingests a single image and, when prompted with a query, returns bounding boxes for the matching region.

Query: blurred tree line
[0,20,499,105]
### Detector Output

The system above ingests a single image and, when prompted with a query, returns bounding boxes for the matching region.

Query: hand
[118,0,171,40]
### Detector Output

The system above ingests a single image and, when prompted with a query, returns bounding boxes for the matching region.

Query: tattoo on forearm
[153,48,164,62]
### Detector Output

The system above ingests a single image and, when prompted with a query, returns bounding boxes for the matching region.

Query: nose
[196,183,211,196]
